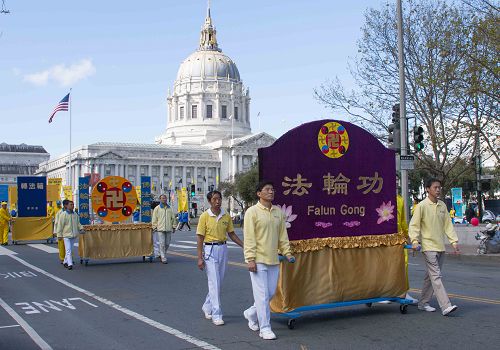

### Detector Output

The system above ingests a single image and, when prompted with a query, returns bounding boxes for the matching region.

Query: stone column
[238,155,243,173]
[182,166,187,188]
[232,152,237,178]
[136,165,141,185]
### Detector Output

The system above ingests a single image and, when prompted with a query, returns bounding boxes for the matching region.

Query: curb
[444,252,500,262]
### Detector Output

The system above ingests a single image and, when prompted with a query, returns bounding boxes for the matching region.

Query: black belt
[205,241,226,245]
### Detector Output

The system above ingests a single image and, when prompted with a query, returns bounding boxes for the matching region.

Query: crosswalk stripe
[0,246,17,256]
[170,244,197,249]
[27,244,59,254]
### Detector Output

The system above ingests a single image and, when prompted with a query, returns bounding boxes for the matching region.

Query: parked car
[481,210,497,224]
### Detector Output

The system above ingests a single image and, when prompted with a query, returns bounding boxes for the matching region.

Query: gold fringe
[83,223,151,231]
[290,232,407,253]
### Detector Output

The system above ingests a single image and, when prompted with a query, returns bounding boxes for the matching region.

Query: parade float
[259,120,411,328]
[79,175,153,265]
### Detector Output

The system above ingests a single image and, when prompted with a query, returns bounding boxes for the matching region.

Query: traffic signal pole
[397,0,410,220]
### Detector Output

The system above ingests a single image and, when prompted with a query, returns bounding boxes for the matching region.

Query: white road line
[6,254,221,350]
[0,245,17,256]
[27,244,59,254]
[0,324,21,329]
[0,297,52,350]
[171,244,197,249]
[408,263,419,266]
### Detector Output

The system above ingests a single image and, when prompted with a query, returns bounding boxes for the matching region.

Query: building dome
[156,5,252,146]
[176,50,240,82]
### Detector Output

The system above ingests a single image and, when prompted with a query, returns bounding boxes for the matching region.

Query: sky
[0,0,384,159]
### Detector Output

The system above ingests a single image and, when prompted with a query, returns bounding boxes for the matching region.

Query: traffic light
[190,184,196,196]
[388,103,401,152]
[413,125,424,152]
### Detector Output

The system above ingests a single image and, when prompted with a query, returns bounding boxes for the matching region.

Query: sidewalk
[444,224,500,260]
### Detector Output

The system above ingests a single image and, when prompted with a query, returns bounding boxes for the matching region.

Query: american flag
[48,93,70,123]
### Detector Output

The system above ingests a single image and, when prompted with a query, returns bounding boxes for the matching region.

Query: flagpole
[69,88,72,191]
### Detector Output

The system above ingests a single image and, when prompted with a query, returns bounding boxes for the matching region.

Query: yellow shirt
[197,209,234,243]
[243,202,292,265]
[151,204,175,232]
[397,195,408,236]
[0,207,11,224]
[408,197,458,252]
[47,206,54,218]
[57,211,83,239]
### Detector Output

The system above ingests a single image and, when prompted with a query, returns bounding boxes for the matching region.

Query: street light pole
[397,0,410,220]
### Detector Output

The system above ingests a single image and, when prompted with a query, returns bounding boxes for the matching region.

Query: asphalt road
[1,228,499,350]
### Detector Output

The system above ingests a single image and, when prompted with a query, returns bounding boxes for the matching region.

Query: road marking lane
[0,297,52,350]
[0,246,17,255]
[0,324,21,329]
[6,254,221,350]
[408,288,500,305]
[27,244,59,254]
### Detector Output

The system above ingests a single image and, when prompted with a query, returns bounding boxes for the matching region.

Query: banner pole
[69,88,73,191]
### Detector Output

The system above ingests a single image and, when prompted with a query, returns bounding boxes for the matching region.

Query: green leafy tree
[314,0,499,196]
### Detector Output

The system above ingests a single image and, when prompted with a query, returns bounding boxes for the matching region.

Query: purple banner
[259,120,397,241]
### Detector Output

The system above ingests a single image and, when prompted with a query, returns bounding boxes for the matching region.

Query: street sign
[399,155,415,170]
[481,174,494,180]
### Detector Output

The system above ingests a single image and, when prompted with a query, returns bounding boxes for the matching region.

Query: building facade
[36,6,275,198]
[0,143,50,186]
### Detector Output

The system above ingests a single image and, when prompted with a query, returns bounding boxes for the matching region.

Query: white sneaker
[203,311,212,320]
[212,319,225,326]
[243,309,259,331]
[418,304,436,312]
[259,330,276,340]
[405,293,418,305]
[442,305,458,316]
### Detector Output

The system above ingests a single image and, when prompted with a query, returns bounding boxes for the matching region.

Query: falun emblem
[91,176,138,222]
[317,122,349,158]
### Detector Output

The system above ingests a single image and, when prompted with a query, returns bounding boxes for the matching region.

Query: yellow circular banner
[317,121,349,158]
[91,176,138,222]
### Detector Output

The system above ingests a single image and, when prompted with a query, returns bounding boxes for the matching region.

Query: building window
[180,106,185,119]
[234,106,239,120]
[192,105,197,119]
[140,165,148,176]
[221,105,227,119]
[206,105,212,118]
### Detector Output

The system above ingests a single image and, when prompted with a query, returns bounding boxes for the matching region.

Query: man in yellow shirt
[151,194,176,264]
[0,201,12,246]
[196,190,243,326]
[54,200,68,264]
[243,181,295,340]
[409,178,459,316]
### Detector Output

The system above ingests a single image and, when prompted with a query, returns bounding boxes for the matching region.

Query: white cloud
[23,59,96,87]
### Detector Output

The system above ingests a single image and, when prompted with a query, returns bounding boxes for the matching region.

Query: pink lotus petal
[285,205,293,217]
[285,222,291,229]
[288,214,298,222]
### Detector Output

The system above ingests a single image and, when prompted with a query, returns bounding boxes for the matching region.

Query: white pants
[157,231,172,261]
[63,237,75,266]
[202,244,228,321]
[245,263,280,332]
[152,231,160,257]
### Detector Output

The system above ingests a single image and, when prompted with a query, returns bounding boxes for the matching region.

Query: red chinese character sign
[259,120,397,241]
[91,176,138,223]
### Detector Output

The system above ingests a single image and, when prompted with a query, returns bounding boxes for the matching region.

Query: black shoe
[67,265,73,270]
[64,263,68,268]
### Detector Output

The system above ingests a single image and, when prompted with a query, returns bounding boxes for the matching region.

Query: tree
[218,163,259,211]
[314,0,499,196]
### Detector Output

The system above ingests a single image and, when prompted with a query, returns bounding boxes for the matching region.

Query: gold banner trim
[83,223,152,231]
[290,232,407,253]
